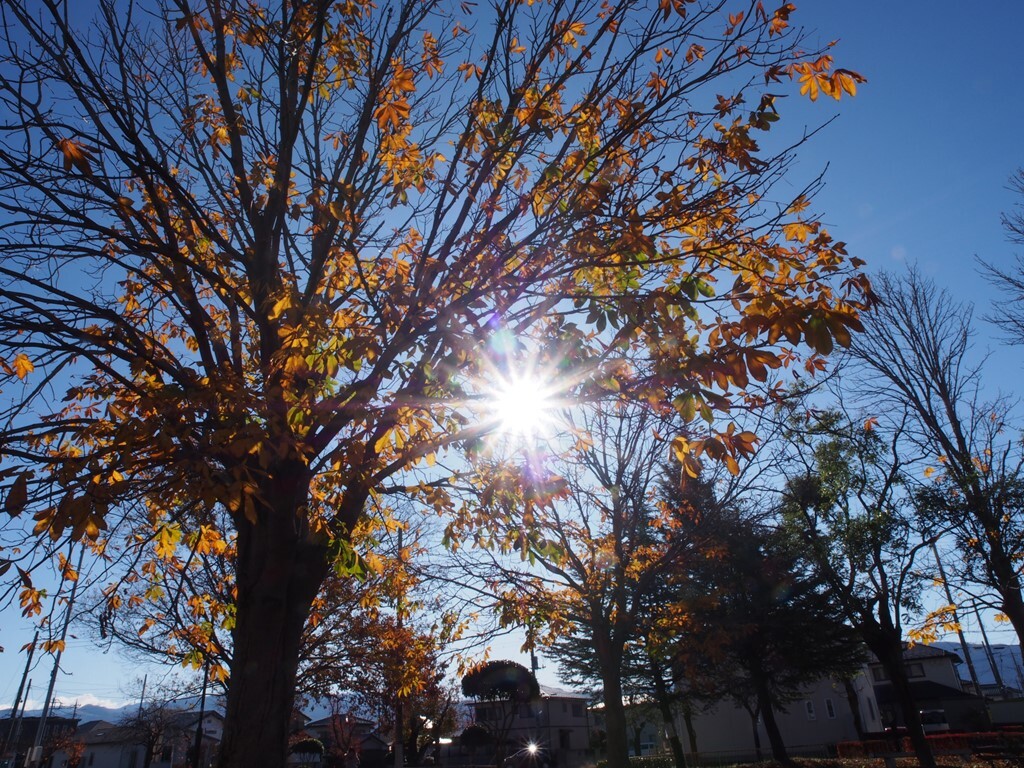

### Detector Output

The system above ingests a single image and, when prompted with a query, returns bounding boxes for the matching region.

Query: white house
[456,685,592,768]
[868,644,988,732]
[50,711,222,768]
[674,673,879,763]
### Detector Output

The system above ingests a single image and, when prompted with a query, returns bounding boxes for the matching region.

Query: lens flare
[489,373,559,441]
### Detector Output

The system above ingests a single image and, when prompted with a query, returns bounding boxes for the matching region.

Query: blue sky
[792,1,1024,329]
[4,0,1024,709]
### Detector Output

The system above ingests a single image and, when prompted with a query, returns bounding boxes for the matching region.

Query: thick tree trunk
[649,660,686,768]
[871,639,935,768]
[217,468,332,768]
[682,706,698,756]
[992,555,1024,664]
[599,670,630,768]
[752,675,790,766]
[746,706,762,761]
[405,718,423,765]
[841,678,866,740]
[394,697,405,768]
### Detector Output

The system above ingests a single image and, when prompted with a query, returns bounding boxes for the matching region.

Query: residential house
[49,711,222,768]
[586,671,878,765]
[868,644,988,732]
[454,685,592,768]
[301,712,388,768]
[0,715,78,767]
[673,674,878,763]
[607,644,991,764]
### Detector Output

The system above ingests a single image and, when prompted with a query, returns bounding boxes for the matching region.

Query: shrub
[291,737,326,756]
[595,755,676,768]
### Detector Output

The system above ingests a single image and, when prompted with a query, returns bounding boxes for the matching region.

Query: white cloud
[62,693,129,710]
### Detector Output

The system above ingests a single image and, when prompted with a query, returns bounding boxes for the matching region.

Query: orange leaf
[57,138,95,174]
[13,353,34,380]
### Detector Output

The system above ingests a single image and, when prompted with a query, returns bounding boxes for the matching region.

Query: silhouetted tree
[461,660,539,768]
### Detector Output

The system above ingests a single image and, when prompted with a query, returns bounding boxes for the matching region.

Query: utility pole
[929,541,984,695]
[1,631,38,760]
[28,548,84,768]
[7,680,32,765]
[137,675,148,718]
[973,605,1007,692]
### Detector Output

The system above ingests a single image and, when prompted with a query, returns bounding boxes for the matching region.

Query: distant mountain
[0,703,133,723]
[2,695,226,725]
[299,693,373,723]
[933,640,1024,689]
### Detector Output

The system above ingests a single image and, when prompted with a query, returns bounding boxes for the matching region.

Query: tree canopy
[0,0,867,765]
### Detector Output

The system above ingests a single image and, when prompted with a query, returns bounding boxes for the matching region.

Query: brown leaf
[5,473,28,517]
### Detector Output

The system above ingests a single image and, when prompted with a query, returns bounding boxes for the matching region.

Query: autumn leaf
[769,3,795,36]
[685,44,705,63]
[154,524,182,560]
[5,473,28,517]
[390,62,416,94]
[374,99,411,130]
[13,353,34,379]
[16,565,32,588]
[0,0,873,759]
[832,69,864,98]
[56,138,95,174]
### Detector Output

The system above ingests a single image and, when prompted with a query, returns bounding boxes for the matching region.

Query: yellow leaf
[13,353,34,380]
[374,429,394,455]
[154,524,181,560]
[268,295,293,321]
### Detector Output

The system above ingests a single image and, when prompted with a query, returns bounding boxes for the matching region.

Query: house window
[804,700,816,721]
[825,698,836,719]
[871,667,889,682]
[560,729,572,750]
[562,701,568,713]
[906,663,925,678]
[572,702,583,718]
[88,754,95,767]
[867,697,877,720]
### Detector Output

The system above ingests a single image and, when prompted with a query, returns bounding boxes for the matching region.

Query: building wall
[869,653,962,690]
[674,676,870,761]
[916,656,962,689]
[51,729,218,768]
[73,743,142,768]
